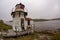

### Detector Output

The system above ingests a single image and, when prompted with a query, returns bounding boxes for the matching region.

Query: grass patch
[51,34,60,40]
[0,20,12,31]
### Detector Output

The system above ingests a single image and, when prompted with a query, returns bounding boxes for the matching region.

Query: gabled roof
[25,18,32,20]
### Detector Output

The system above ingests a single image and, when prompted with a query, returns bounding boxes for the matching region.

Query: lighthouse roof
[16,3,25,7]
[15,3,25,10]
[25,18,32,20]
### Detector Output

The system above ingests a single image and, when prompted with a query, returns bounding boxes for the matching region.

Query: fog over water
[34,20,60,30]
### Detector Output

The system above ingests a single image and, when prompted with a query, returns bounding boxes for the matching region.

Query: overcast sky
[0,0,60,21]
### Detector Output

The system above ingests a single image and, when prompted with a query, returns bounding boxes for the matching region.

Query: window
[15,12,19,17]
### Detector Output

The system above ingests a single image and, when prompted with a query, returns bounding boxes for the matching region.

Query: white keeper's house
[11,3,33,31]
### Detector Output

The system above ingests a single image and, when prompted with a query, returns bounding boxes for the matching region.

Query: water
[34,20,60,30]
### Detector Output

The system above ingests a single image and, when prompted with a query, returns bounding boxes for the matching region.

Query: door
[21,18,25,31]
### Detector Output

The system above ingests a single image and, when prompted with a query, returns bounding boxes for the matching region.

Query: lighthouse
[11,3,33,32]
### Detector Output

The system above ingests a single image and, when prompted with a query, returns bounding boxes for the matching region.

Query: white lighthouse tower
[11,3,34,32]
[11,3,28,31]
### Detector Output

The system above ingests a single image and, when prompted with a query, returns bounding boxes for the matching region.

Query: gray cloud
[0,0,60,21]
